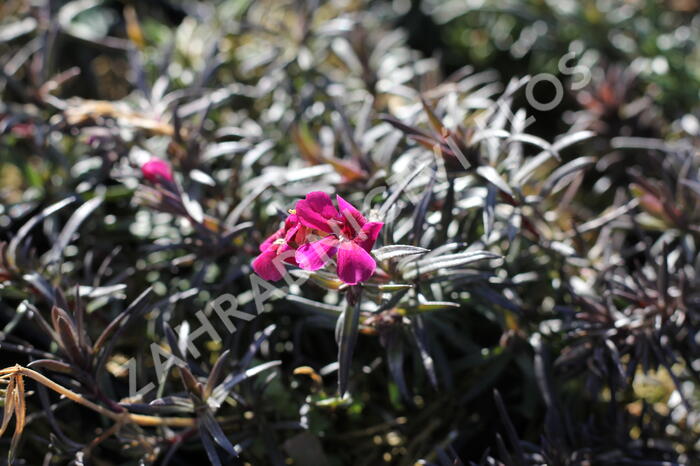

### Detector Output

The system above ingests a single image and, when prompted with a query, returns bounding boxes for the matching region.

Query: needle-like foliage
[0,0,699,464]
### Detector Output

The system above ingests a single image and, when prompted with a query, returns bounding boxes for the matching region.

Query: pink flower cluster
[253,192,383,285]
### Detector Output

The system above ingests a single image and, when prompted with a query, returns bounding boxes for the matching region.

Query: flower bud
[141,158,174,183]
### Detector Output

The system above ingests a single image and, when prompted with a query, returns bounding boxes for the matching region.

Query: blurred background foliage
[0,0,699,465]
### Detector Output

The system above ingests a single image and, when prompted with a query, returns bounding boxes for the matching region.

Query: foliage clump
[0,0,699,464]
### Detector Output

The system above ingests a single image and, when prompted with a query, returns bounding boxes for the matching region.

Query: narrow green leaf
[336,291,362,396]
[372,245,429,261]
[44,195,103,265]
[7,196,76,270]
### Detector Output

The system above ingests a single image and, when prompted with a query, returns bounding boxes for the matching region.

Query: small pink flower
[141,158,174,183]
[252,213,308,281]
[294,192,383,285]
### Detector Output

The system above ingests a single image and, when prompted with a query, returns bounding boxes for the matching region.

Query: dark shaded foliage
[0,0,699,464]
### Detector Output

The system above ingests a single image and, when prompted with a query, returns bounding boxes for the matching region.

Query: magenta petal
[278,244,298,266]
[283,223,300,243]
[296,193,338,233]
[259,229,283,252]
[252,249,284,281]
[306,192,338,217]
[336,194,366,226]
[355,222,383,252]
[295,236,339,271]
[285,213,299,228]
[337,241,377,285]
[295,200,328,231]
